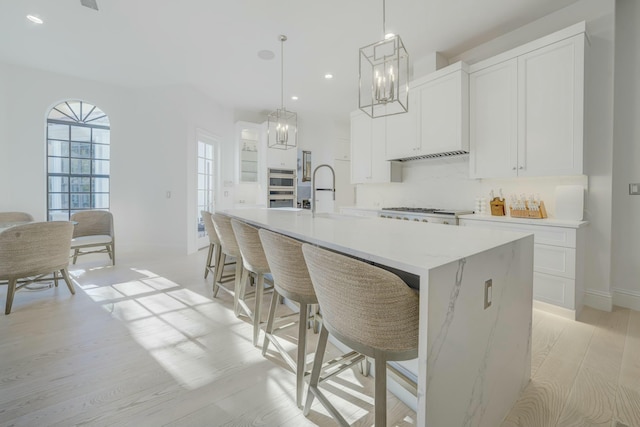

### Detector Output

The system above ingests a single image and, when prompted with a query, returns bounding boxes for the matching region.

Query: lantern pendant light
[267,35,297,150]
[358,0,409,118]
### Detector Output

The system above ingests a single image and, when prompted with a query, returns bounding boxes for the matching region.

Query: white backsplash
[355,155,588,218]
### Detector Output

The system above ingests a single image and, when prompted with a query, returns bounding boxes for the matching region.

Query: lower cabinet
[459,216,587,319]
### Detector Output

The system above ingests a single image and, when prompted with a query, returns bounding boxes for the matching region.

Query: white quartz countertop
[223,208,532,276]
[459,213,589,228]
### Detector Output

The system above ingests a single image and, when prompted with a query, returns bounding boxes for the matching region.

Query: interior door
[197,135,216,249]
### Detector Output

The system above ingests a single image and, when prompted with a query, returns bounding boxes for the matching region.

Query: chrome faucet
[311,164,336,217]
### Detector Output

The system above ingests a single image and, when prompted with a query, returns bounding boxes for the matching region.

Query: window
[47,100,110,221]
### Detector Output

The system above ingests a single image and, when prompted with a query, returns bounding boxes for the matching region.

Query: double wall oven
[268,168,296,208]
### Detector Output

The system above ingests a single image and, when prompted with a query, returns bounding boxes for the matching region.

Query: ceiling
[0,0,581,121]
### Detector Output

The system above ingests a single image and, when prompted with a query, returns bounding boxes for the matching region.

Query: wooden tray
[509,201,548,219]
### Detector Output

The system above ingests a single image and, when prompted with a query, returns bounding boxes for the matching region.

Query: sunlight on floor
[70,265,251,390]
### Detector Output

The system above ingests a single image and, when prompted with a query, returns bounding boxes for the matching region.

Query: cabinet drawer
[533,272,575,310]
[534,244,575,279]
[459,219,576,247]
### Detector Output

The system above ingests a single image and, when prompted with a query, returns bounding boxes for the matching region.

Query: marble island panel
[222,208,534,427]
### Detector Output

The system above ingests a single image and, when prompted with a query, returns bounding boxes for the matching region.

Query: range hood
[389,150,468,162]
[383,62,469,164]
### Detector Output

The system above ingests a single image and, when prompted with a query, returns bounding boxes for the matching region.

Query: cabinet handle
[519,166,524,170]
[512,167,517,171]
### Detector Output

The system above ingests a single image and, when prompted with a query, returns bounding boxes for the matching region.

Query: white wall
[355,0,616,309]
[611,0,640,310]
[0,63,8,204]
[0,63,233,257]
[297,114,350,213]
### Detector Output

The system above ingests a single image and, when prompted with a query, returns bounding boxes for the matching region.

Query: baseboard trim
[533,300,577,320]
[583,289,613,312]
[612,288,640,311]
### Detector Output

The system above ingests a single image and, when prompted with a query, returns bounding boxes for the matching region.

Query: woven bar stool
[230,219,274,346]
[258,228,323,408]
[210,213,247,317]
[301,244,419,427]
[201,211,235,280]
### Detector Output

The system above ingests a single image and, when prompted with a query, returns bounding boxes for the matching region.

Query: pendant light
[267,35,297,150]
[359,0,409,118]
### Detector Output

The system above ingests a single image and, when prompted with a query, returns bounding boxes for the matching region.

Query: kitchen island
[223,208,534,427]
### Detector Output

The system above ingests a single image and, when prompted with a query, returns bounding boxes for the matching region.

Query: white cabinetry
[468,59,518,178]
[266,145,297,169]
[459,215,587,319]
[469,24,585,178]
[236,121,264,184]
[385,62,469,161]
[350,111,401,184]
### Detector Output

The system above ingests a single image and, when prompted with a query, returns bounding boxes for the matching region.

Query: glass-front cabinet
[237,123,262,183]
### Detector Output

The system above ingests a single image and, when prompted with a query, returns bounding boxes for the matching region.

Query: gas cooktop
[382,206,472,216]
[381,207,472,216]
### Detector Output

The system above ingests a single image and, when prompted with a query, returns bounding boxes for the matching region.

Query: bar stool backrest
[301,243,419,361]
[230,219,269,275]
[201,211,221,245]
[210,213,241,258]
[259,229,317,304]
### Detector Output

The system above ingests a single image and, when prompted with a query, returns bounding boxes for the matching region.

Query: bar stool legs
[262,289,310,408]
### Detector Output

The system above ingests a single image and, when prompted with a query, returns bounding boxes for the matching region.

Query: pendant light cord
[280,35,285,109]
[382,0,386,38]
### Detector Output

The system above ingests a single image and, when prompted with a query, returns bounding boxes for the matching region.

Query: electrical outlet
[630,183,640,195]
[484,279,492,309]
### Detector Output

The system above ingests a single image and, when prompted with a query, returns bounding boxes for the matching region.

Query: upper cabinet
[469,24,586,178]
[385,62,469,161]
[266,144,297,170]
[236,122,263,184]
[351,111,401,184]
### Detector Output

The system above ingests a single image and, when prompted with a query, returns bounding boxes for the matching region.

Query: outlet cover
[630,183,640,195]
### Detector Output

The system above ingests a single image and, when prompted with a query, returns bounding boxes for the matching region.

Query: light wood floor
[0,250,638,427]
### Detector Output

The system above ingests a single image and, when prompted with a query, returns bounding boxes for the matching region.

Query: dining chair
[0,221,75,314]
[200,210,235,280]
[301,244,419,427]
[69,210,115,266]
[0,212,34,224]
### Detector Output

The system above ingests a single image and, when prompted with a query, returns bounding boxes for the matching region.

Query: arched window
[46,100,110,221]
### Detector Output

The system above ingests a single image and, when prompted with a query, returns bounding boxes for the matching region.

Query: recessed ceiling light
[291,96,299,101]
[384,33,395,39]
[26,15,43,24]
[324,74,333,80]
[258,50,275,60]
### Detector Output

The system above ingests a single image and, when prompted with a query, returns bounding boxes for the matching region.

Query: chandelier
[267,35,297,150]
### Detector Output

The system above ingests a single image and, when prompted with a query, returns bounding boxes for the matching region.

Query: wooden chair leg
[252,273,265,346]
[110,243,115,266]
[53,270,59,287]
[374,356,388,427]
[213,252,226,298]
[296,302,309,408]
[72,249,79,264]
[5,279,17,315]
[233,262,245,317]
[304,325,328,416]
[204,243,214,278]
[262,289,280,356]
[60,268,75,294]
